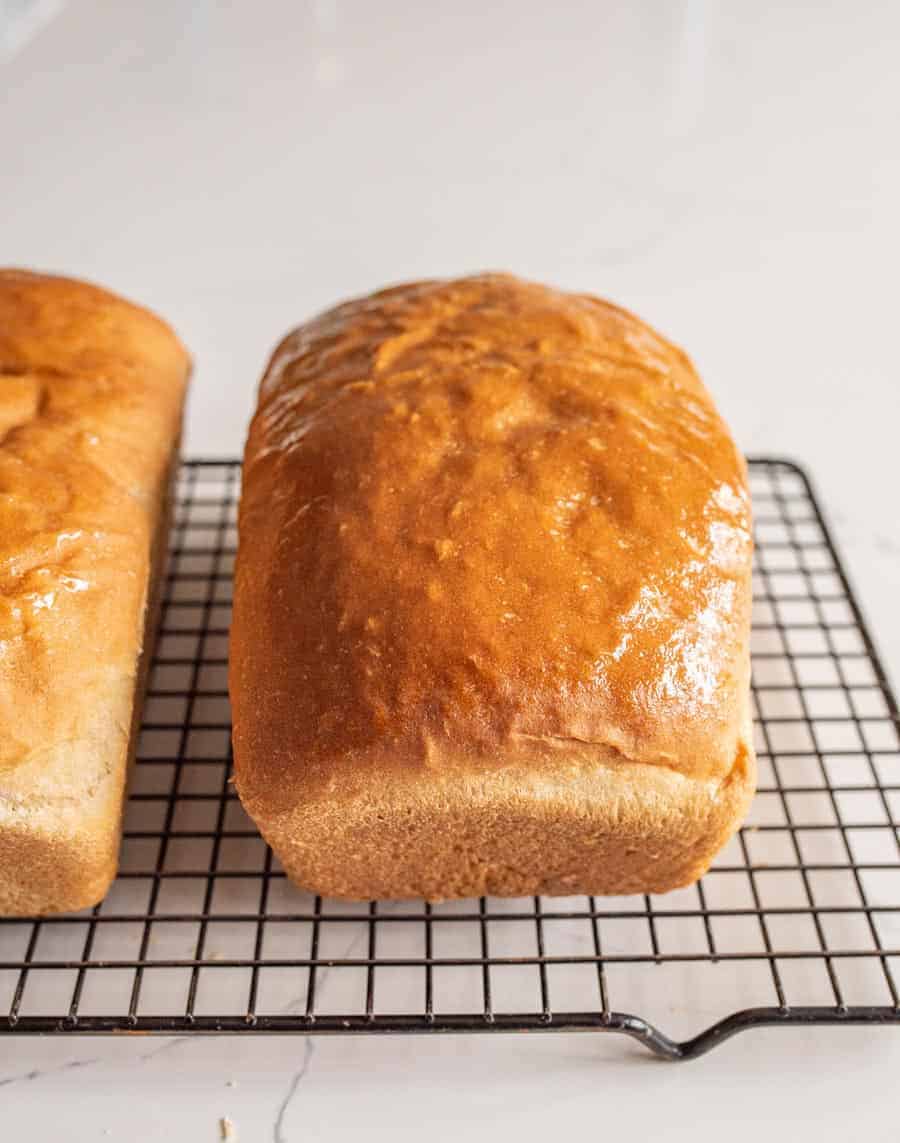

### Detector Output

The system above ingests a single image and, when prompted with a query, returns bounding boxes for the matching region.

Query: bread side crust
[240,731,755,899]
[0,435,179,915]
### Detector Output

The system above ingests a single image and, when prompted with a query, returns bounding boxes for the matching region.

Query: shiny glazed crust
[231,274,755,898]
[0,270,190,914]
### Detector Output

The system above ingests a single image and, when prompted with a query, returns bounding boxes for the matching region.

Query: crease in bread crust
[509,731,688,775]
[231,273,756,899]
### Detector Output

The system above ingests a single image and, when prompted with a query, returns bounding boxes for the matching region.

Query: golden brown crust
[231,273,754,898]
[0,270,190,915]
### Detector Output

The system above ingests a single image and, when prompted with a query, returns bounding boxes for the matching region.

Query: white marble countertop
[1,0,899,1138]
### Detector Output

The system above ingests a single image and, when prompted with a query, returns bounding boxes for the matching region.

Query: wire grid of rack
[1,458,898,1060]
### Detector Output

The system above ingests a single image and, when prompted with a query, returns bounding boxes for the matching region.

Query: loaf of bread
[0,270,190,915]
[231,273,754,899]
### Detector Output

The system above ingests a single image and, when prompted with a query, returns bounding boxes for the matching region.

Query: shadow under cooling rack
[1,458,899,1060]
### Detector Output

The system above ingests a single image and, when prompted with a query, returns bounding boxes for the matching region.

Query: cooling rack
[1,458,898,1060]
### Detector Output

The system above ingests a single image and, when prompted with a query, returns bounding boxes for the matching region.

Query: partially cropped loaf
[0,270,190,915]
[231,273,755,899]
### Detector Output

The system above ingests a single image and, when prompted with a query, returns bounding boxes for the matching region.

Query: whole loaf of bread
[0,270,189,915]
[231,273,755,899]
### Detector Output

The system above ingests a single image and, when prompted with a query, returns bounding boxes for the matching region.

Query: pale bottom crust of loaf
[0,449,178,917]
[245,741,756,900]
[0,760,129,916]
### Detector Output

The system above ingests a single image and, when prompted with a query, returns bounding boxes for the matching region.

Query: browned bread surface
[231,273,754,898]
[0,270,189,914]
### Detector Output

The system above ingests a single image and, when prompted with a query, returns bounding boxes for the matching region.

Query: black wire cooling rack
[1,458,899,1060]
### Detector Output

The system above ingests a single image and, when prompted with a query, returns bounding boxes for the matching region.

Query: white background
[1,1,898,1138]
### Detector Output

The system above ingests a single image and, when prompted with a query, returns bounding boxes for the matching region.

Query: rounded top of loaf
[232,273,752,815]
[0,269,189,379]
[0,269,190,783]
